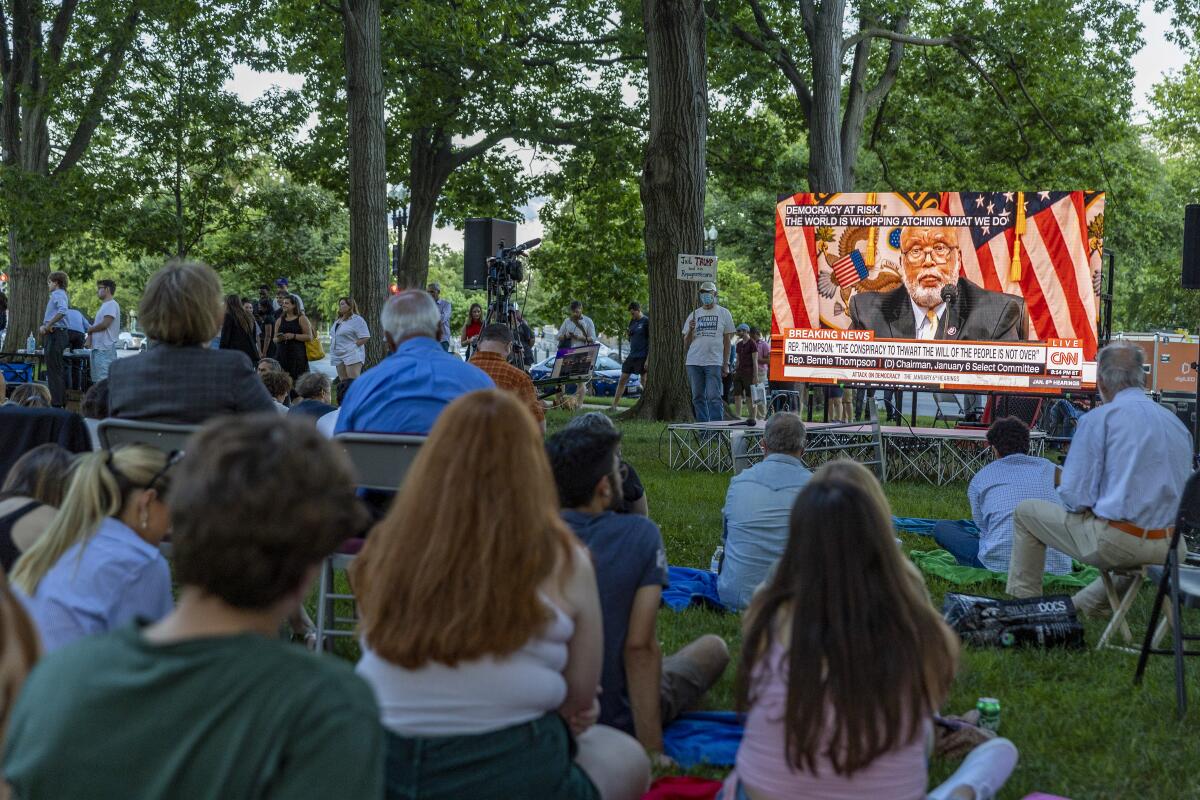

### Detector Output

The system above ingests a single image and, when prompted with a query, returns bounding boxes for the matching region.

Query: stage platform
[666,420,1045,485]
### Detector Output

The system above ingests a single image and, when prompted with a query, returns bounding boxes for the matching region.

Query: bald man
[849,209,1026,341]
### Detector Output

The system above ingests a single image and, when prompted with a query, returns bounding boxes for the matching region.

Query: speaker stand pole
[1192,346,1200,467]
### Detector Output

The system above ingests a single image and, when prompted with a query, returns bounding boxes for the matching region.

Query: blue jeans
[932,520,985,568]
[90,346,117,382]
[686,365,723,422]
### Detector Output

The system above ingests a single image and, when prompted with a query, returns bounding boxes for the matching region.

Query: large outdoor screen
[770,191,1105,393]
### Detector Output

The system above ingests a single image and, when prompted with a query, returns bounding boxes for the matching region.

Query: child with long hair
[352,389,649,800]
[725,460,1017,800]
[10,445,174,653]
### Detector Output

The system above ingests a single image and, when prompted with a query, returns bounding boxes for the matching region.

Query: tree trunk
[4,230,48,354]
[631,0,708,421]
[807,6,848,192]
[341,0,389,366]
[397,128,454,290]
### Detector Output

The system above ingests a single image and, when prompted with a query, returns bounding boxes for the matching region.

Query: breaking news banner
[782,329,1094,390]
[771,191,1104,393]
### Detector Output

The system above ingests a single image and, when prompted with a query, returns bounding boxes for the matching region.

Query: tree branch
[1003,51,1066,146]
[725,18,812,119]
[864,16,910,108]
[843,27,958,53]
[951,42,1034,164]
[47,0,79,66]
[53,3,142,175]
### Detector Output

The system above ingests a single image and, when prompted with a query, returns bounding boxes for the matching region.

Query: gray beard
[905,278,947,309]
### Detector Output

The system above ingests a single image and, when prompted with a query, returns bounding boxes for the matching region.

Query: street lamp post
[704,225,718,257]
[389,186,409,291]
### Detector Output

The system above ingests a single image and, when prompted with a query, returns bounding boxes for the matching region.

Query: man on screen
[849,209,1027,341]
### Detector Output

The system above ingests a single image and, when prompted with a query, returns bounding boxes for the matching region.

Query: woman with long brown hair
[0,571,38,800]
[723,460,1017,800]
[273,293,312,384]
[218,293,260,367]
[352,390,649,800]
[330,296,369,403]
[0,444,74,572]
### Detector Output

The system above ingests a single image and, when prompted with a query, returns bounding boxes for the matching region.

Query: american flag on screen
[831,249,868,288]
[946,191,1098,359]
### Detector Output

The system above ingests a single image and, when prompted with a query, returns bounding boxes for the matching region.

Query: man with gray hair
[335,290,493,435]
[1007,341,1193,614]
[717,412,812,610]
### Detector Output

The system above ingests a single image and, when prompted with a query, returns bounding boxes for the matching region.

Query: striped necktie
[921,310,939,340]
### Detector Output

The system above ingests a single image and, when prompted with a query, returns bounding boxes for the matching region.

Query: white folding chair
[96,418,198,453]
[932,393,965,428]
[314,550,360,651]
[1096,566,1147,651]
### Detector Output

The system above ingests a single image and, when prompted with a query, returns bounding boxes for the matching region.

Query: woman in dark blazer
[219,294,260,368]
[107,262,275,425]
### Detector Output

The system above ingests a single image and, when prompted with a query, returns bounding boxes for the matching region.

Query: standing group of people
[36,272,122,408]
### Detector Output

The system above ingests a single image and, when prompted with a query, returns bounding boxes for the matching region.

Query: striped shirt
[969,453,1072,574]
[468,351,544,423]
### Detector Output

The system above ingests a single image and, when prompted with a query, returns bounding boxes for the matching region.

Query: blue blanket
[893,516,977,537]
[663,711,744,768]
[662,566,726,612]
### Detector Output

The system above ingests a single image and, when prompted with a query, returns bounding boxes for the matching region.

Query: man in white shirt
[557,301,596,409]
[87,279,121,382]
[427,283,453,351]
[681,281,734,423]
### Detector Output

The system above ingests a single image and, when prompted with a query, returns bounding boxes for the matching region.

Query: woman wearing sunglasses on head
[10,446,176,654]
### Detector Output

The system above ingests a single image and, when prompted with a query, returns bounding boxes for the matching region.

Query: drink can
[976,697,1001,733]
[710,546,724,574]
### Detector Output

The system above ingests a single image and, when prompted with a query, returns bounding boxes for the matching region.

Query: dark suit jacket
[848,278,1027,341]
[108,344,276,425]
[0,407,91,484]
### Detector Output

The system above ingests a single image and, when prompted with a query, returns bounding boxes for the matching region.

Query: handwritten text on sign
[677,254,718,282]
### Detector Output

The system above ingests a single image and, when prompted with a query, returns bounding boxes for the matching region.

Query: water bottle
[709,545,724,574]
[26,331,35,352]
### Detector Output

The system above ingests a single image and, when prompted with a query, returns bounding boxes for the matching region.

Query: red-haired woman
[352,390,649,800]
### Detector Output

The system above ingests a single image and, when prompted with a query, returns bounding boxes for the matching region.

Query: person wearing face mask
[10,445,176,653]
[1006,341,1192,615]
[682,281,735,423]
[849,208,1026,342]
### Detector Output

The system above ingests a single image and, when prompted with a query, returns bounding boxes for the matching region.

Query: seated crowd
[3,257,1189,800]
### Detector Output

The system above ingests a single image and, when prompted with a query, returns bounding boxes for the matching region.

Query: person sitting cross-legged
[3,415,384,800]
[717,412,812,611]
[1006,341,1193,615]
[352,390,650,800]
[469,323,546,433]
[722,460,1018,800]
[933,416,1073,575]
[547,426,730,760]
[336,290,493,436]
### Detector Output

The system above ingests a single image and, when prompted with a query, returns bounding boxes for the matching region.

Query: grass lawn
[318,411,1197,799]
[556,411,1196,800]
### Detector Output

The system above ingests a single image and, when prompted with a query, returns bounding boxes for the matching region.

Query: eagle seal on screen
[848,209,1027,342]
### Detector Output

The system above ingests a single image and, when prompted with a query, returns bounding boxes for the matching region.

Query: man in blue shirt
[612,301,649,409]
[718,412,811,610]
[547,426,728,760]
[37,271,71,407]
[933,417,1072,574]
[1007,342,1193,615]
[335,290,493,436]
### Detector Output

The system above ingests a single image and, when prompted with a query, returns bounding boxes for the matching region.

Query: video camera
[485,238,540,323]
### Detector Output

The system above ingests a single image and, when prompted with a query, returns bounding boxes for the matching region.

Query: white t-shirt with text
[91,300,121,349]
[682,304,735,366]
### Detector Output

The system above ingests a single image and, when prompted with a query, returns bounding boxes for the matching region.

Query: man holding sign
[682,281,734,423]
[849,209,1027,342]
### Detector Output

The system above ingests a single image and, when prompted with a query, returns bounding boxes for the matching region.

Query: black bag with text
[941,592,1085,650]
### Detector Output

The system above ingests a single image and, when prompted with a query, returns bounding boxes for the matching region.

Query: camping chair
[932,393,965,428]
[315,433,426,648]
[1133,470,1200,717]
[97,419,198,453]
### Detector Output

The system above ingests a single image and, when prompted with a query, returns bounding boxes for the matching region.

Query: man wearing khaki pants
[1006,342,1193,614]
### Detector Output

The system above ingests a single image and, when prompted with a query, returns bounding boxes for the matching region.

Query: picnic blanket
[911,547,1099,590]
[662,711,744,769]
[663,566,726,613]
[893,516,978,537]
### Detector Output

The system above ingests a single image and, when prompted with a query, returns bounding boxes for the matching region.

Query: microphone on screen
[940,284,959,305]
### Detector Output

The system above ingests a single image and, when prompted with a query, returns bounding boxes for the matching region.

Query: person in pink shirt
[723,460,1018,800]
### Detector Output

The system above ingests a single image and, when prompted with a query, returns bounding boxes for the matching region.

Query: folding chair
[932,393,965,428]
[315,434,426,649]
[97,418,198,453]
[332,432,426,492]
[1134,470,1200,717]
[1096,566,1146,651]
